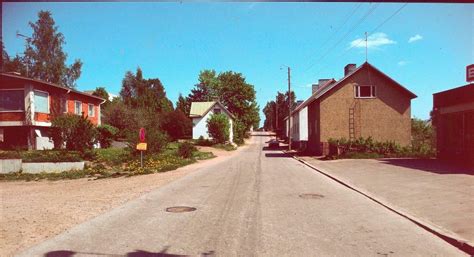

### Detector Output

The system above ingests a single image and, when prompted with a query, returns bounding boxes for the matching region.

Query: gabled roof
[292,79,336,114]
[189,101,235,120]
[1,72,105,102]
[290,62,417,116]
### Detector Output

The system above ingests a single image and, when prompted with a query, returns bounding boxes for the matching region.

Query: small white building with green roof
[190,101,235,143]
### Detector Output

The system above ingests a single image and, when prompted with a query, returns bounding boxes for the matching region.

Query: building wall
[319,66,412,147]
[299,106,308,141]
[291,112,299,142]
[307,100,321,154]
[1,77,102,126]
[306,65,413,155]
[1,75,103,150]
[433,85,474,167]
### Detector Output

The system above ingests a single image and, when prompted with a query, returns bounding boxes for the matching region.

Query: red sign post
[467,64,474,83]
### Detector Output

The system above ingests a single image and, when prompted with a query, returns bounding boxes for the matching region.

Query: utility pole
[287,66,292,151]
[275,98,278,133]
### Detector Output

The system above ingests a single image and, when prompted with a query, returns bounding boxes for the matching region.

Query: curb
[291,155,474,256]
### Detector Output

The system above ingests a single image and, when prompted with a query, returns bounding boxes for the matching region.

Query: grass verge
[0,143,215,182]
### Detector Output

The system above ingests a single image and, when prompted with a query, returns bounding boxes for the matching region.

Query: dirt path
[0,145,248,256]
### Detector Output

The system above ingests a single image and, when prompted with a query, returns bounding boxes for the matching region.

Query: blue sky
[3,2,473,122]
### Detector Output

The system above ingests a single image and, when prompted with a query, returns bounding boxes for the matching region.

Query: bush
[127,127,169,154]
[96,124,119,148]
[206,113,230,144]
[177,142,196,158]
[52,114,97,152]
[328,136,434,159]
[161,109,192,141]
[20,150,82,162]
[196,136,214,146]
[233,120,246,145]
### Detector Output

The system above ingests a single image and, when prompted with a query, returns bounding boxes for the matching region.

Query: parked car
[268,139,280,149]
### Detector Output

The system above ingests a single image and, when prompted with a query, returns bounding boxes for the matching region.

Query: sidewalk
[297,157,474,249]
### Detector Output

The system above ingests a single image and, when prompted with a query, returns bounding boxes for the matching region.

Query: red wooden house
[0,72,105,150]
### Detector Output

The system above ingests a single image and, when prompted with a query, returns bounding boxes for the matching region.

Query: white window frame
[0,89,25,112]
[33,90,50,114]
[63,98,68,113]
[354,85,376,99]
[88,103,95,117]
[74,101,82,115]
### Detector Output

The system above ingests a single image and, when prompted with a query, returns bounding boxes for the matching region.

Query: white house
[190,101,235,143]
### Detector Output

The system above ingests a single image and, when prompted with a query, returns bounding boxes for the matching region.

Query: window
[355,85,376,98]
[213,108,221,114]
[0,90,24,112]
[88,104,95,117]
[34,90,49,113]
[75,101,82,115]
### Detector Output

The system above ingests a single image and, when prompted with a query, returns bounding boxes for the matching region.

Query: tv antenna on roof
[365,32,368,62]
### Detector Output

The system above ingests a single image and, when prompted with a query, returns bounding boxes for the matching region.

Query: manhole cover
[165,206,197,213]
[299,193,324,199]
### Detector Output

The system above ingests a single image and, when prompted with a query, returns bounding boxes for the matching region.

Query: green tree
[263,101,276,131]
[207,113,230,144]
[176,94,191,116]
[93,87,110,107]
[262,91,295,135]
[119,67,173,114]
[411,118,435,154]
[185,69,260,132]
[161,109,192,140]
[22,11,83,88]
[188,69,220,102]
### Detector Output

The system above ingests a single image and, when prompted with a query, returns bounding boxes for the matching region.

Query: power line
[349,3,408,51]
[303,3,362,70]
[311,3,408,77]
[304,3,380,73]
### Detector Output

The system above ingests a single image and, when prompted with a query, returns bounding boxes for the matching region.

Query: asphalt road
[19,133,467,257]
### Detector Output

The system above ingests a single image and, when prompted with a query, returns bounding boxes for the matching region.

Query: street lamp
[280,65,292,151]
[16,31,31,76]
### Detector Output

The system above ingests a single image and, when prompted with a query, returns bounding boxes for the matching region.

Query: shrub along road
[17,133,467,256]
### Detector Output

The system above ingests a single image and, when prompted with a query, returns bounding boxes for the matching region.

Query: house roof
[290,62,417,116]
[292,78,336,114]
[1,72,106,102]
[189,101,235,120]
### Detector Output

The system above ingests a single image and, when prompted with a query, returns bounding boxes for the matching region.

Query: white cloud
[350,33,396,49]
[398,61,407,66]
[408,34,423,43]
[299,83,313,88]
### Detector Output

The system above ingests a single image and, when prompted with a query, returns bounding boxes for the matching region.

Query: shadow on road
[44,249,216,257]
[262,146,288,151]
[380,158,474,175]
[264,152,290,158]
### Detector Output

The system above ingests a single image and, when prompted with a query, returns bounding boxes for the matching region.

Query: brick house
[300,62,417,155]
[0,72,105,150]
[432,84,474,167]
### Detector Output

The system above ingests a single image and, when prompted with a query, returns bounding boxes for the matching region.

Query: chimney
[344,64,357,76]
[312,79,331,94]
[295,100,304,108]
[311,83,319,94]
[318,79,330,86]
